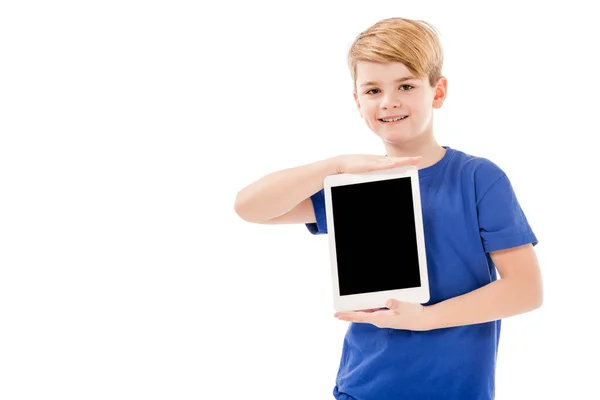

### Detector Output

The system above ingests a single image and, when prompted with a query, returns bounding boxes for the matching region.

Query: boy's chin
[378,133,414,145]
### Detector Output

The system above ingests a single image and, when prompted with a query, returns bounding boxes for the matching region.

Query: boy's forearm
[423,277,543,330]
[234,157,339,223]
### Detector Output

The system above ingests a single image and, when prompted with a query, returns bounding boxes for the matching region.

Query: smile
[379,116,408,123]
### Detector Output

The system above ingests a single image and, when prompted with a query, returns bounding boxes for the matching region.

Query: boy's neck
[384,135,446,170]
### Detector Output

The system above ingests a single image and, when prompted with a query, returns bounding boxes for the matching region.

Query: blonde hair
[348,17,444,88]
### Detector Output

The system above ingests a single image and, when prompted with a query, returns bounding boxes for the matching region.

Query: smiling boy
[234,17,543,400]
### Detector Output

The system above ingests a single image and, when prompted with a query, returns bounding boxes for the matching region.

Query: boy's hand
[334,299,430,331]
[333,155,422,174]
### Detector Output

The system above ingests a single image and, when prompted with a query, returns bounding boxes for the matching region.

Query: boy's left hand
[334,299,430,331]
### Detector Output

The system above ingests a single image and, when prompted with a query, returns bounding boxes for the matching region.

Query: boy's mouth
[379,116,408,123]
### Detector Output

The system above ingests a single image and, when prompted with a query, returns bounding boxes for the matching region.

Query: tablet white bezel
[323,165,430,312]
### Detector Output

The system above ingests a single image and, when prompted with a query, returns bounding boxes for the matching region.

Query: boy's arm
[334,243,542,331]
[424,169,543,329]
[335,169,542,331]
[234,158,339,224]
[234,155,422,224]
[423,243,543,330]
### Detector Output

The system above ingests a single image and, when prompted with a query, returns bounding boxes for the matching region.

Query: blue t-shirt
[306,146,537,400]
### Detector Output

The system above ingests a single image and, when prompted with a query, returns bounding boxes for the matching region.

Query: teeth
[381,116,407,122]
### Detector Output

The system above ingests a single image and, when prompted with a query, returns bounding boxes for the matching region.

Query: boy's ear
[432,76,448,109]
[353,92,362,115]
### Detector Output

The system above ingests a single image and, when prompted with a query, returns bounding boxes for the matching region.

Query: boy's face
[353,61,447,145]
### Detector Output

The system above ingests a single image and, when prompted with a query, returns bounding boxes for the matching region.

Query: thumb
[385,298,400,310]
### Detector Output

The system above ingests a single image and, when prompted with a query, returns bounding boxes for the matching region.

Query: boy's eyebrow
[359,76,417,88]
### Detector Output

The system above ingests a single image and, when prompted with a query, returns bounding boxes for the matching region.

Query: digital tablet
[323,165,430,312]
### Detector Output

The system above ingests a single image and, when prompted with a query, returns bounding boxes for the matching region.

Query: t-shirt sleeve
[305,188,328,235]
[477,173,538,253]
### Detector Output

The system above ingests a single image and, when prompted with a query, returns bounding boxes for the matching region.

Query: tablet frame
[323,165,430,312]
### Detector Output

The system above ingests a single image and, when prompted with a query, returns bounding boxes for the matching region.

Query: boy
[234,17,543,400]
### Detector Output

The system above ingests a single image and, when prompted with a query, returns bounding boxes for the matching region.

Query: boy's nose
[381,96,401,109]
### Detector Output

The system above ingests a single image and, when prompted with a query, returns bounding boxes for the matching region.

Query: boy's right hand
[333,155,422,174]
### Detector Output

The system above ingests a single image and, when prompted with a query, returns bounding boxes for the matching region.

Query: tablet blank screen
[330,177,421,296]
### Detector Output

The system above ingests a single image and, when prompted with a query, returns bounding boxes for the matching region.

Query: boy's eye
[365,85,413,95]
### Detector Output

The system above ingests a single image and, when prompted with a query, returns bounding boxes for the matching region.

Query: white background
[1,1,599,399]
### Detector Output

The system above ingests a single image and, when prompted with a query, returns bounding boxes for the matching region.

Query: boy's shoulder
[444,147,510,198]
[447,146,507,180]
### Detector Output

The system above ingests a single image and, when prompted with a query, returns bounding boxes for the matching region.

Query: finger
[386,298,400,310]
[334,311,373,323]
[335,307,387,316]
[373,156,421,170]
[335,311,391,328]
[388,156,422,166]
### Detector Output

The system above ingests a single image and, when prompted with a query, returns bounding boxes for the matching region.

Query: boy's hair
[348,17,444,89]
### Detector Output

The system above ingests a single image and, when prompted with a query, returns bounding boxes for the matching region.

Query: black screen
[331,177,421,296]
